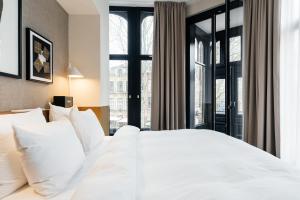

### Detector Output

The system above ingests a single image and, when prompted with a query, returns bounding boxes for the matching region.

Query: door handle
[228,101,236,110]
[128,95,140,99]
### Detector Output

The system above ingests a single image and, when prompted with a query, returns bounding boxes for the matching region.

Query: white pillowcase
[69,108,105,155]
[49,103,78,121]
[0,108,46,199]
[13,118,85,197]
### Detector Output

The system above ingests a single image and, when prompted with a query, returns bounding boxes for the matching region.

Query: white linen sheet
[5,130,300,200]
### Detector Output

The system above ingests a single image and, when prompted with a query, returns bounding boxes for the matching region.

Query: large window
[109,7,153,133]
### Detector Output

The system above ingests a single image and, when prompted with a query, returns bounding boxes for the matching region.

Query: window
[117,69,123,76]
[109,7,153,133]
[195,40,204,64]
[216,41,221,64]
[109,98,116,110]
[141,14,153,129]
[209,41,220,64]
[109,13,128,54]
[216,79,226,114]
[195,63,205,125]
[237,77,243,114]
[141,60,152,129]
[141,15,153,55]
[117,98,123,110]
[199,41,204,64]
[110,81,114,93]
[230,36,241,62]
[117,81,123,92]
[109,60,128,130]
[195,39,198,62]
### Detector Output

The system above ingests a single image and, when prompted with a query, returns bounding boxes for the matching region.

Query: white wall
[69,15,101,106]
[93,0,110,107]
[187,0,225,16]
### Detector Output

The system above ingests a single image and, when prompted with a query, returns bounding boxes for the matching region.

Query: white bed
[4,129,300,200]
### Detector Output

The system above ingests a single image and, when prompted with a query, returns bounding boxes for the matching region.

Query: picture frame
[26,28,53,84]
[0,0,22,78]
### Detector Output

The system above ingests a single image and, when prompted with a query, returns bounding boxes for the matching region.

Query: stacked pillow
[69,108,105,154]
[0,105,106,198]
[13,118,85,196]
[0,108,46,198]
[49,103,78,121]
[49,103,105,154]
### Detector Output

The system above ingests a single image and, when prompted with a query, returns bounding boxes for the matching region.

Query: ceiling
[57,0,198,14]
[57,0,99,15]
[109,0,195,7]
[195,7,243,34]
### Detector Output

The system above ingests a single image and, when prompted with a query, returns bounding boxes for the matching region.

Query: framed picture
[26,28,53,84]
[0,0,22,78]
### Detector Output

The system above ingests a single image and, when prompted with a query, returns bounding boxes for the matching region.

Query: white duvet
[5,128,300,200]
[72,128,300,200]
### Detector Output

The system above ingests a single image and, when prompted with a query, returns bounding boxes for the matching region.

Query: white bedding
[5,129,300,200]
[3,136,113,200]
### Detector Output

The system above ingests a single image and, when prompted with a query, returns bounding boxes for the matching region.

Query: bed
[4,128,300,200]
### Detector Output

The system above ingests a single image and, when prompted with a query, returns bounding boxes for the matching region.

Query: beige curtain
[244,0,281,156]
[151,2,186,131]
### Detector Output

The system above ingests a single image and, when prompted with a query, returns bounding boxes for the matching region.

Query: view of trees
[141,16,153,129]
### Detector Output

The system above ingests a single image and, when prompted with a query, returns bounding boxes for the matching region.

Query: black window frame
[186,1,243,136]
[109,7,154,134]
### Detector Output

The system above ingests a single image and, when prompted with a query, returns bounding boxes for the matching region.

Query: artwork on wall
[0,0,22,78]
[26,28,53,84]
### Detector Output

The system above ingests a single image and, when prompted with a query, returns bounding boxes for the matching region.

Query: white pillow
[49,103,78,121]
[13,118,85,197]
[69,108,105,155]
[0,108,46,199]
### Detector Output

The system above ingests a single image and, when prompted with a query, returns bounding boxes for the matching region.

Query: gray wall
[0,0,69,111]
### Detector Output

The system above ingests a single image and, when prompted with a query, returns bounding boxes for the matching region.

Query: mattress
[3,136,112,200]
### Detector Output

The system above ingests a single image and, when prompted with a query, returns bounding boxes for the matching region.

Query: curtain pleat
[243,0,280,156]
[151,2,186,130]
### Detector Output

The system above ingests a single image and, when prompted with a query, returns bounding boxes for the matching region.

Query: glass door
[228,0,244,139]
[109,10,129,133]
[109,7,154,134]
[187,1,244,138]
[215,12,226,133]
[188,16,214,129]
